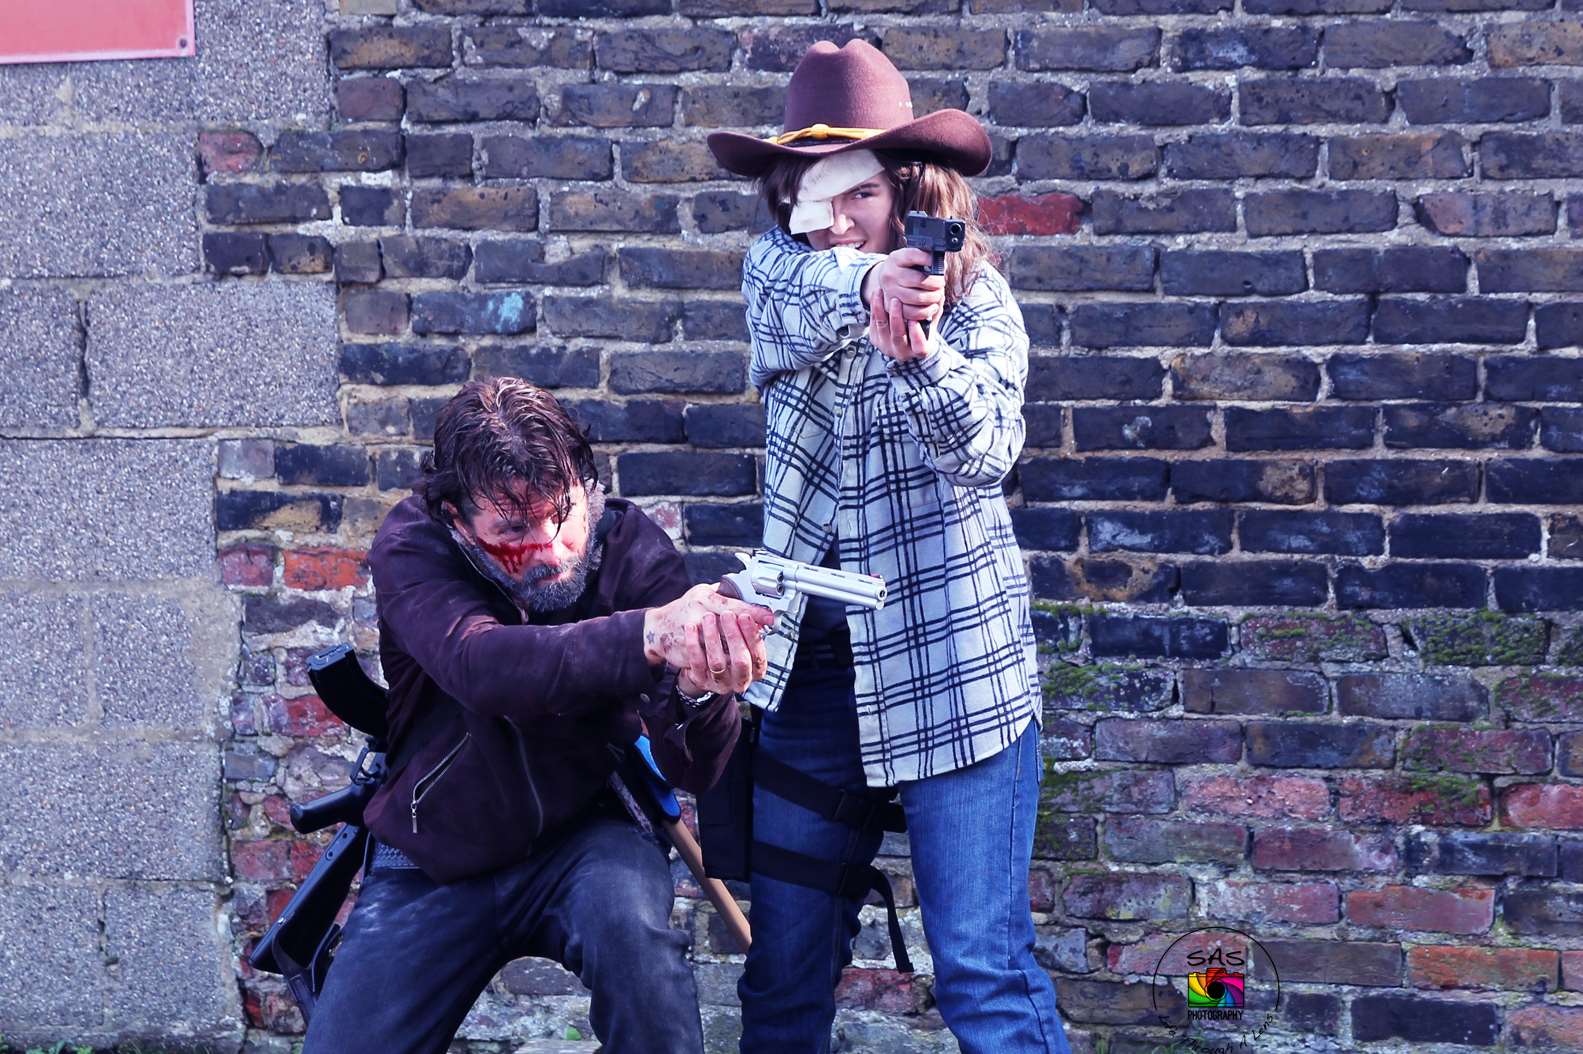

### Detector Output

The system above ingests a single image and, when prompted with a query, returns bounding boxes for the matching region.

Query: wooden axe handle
[662,814,751,953]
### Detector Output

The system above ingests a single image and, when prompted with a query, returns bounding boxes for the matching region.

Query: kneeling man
[303,378,774,1054]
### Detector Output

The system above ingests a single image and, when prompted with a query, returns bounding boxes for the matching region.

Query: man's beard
[453,486,607,615]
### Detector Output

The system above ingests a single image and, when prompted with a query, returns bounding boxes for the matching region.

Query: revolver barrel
[747,553,887,610]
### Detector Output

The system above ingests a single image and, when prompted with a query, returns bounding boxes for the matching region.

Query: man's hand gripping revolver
[642,552,886,697]
[637,553,888,951]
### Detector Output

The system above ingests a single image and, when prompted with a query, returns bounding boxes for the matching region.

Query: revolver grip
[716,575,744,601]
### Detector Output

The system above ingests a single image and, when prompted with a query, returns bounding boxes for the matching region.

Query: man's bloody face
[449,481,601,612]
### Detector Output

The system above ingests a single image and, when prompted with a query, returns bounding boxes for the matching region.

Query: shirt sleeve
[883,264,1030,488]
[744,227,884,393]
[374,547,656,724]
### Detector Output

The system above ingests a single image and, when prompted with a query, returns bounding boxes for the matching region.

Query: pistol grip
[717,575,745,601]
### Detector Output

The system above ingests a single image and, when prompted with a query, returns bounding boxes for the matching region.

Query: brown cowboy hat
[707,39,992,179]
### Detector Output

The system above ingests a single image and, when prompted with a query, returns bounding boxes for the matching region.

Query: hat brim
[707,109,992,180]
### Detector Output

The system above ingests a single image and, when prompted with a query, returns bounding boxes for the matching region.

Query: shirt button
[638,693,651,705]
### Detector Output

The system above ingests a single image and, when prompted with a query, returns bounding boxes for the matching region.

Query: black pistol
[903,210,965,339]
[247,644,389,1021]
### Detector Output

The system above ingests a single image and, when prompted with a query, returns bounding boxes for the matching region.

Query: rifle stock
[248,645,388,1021]
[247,822,369,1020]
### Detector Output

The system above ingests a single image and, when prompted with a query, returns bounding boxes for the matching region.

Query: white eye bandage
[787,150,885,236]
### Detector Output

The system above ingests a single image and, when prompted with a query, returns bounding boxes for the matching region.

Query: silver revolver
[717,550,887,618]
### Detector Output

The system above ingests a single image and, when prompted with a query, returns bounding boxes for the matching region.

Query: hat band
[766,123,886,147]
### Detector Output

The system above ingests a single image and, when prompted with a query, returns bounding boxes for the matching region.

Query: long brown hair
[759,150,996,306]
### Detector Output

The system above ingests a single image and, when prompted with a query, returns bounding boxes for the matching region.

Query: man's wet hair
[421,378,597,526]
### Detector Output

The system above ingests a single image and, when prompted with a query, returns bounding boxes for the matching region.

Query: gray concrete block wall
[0,886,109,1025]
[104,886,242,1042]
[70,0,330,126]
[0,0,335,1047]
[0,133,198,278]
[2,440,218,582]
[0,288,80,431]
[0,595,88,728]
[0,444,244,1047]
[0,742,225,881]
[88,283,340,428]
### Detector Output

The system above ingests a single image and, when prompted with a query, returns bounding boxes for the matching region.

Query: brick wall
[5,0,1581,1051]
[205,4,1583,1051]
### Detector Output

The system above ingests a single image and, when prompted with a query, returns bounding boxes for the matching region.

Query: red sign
[0,0,194,65]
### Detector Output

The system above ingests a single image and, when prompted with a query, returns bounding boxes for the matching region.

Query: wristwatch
[678,685,718,712]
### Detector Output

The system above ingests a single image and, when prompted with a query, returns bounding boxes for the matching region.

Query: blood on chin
[504,560,565,587]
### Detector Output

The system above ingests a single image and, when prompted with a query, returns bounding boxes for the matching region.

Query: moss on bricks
[1409,610,1548,666]
[1496,673,1583,722]
[1033,600,1102,618]
[1043,662,1112,701]
[1241,611,1386,662]
[1404,771,1487,809]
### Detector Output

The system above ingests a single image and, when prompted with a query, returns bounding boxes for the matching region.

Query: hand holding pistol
[902,210,964,339]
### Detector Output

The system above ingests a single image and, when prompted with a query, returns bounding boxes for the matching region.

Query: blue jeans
[303,815,702,1054]
[738,661,1071,1054]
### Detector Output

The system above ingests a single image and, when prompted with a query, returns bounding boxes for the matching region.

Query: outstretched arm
[619,546,769,794]
[744,227,883,391]
[374,540,770,726]
[376,565,655,723]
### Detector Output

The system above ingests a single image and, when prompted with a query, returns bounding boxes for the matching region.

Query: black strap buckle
[751,840,913,973]
[756,754,907,835]
[831,788,877,830]
[830,788,907,833]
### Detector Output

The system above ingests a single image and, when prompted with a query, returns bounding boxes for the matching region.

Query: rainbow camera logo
[1187,966,1244,1008]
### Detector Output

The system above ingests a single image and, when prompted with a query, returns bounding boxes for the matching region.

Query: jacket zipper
[465,547,551,838]
[410,732,470,834]
[440,532,598,839]
[507,722,547,835]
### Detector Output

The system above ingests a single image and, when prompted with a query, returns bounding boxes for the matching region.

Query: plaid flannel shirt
[742,226,1041,786]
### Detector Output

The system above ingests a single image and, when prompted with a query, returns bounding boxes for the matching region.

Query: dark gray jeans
[302,816,703,1054]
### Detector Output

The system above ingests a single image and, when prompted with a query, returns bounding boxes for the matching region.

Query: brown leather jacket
[362,494,740,882]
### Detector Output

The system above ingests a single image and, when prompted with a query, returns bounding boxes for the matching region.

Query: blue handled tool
[631,734,751,951]
[632,734,682,822]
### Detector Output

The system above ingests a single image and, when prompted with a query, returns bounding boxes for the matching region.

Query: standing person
[707,39,1071,1054]
[301,378,775,1054]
